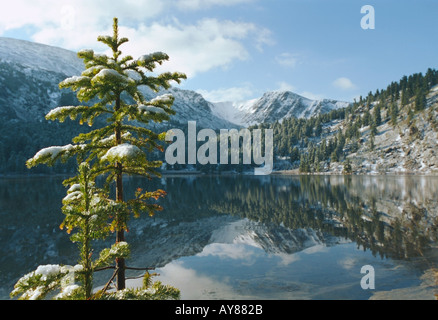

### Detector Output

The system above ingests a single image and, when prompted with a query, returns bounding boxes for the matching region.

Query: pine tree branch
[94,266,116,272]
[94,265,155,272]
[101,266,119,295]
[125,266,155,271]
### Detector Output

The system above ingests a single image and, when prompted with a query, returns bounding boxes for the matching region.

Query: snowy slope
[0,37,349,130]
[0,37,83,76]
[0,37,237,129]
[210,91,351,127]
[135,86,239,129]
[209,99,259,127]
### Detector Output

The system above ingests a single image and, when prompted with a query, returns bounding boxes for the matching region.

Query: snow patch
[101,143,145,162]
[92,68,133,85]
[150,93,174,105]
[31,144,83,162]
[0,37,83,75]
[138,105,167,115]
[46,106,77,118]
[67,184,81,193]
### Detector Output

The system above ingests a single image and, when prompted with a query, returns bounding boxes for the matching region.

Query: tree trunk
[83,219,93,298]
[114,95,125,291]
[115,163,125,290]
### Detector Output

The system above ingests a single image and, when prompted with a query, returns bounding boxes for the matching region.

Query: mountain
[210,91,350,127]
[272,69,438,175]
[138,86,238,130]
[0,37,351,174]
[0,37,237,174]
[0,37,84,76]
[0,37,350,128]
[0,37,236,129]
[1,37,437,176]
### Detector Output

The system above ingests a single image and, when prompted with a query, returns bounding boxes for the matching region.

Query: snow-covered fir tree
[20,17,186,297]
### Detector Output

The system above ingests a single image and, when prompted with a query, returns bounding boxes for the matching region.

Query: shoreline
[2,170,438,179]
[272,169,438,177]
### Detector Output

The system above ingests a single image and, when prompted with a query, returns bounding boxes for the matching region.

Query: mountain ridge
[2,37,436,176]
[210,90,351,127]
[0,37,83,76]
[0,37,349,129]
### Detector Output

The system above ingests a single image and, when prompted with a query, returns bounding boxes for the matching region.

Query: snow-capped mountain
[0,37,83,76]
[137,86,238,129]
[0,37,352,173]
[210,91,351,127]
[0,37,237,130]
[0,37,350,129]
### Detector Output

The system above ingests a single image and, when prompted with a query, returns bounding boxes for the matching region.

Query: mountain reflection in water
[1,174,438,299]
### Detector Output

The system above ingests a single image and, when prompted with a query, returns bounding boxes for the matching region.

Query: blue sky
[1,0,437,103]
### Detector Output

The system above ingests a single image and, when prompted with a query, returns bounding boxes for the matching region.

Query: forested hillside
[265,68,438,174]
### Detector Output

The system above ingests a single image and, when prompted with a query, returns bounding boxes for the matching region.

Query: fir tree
[369,132,375,151]
[314,118,322,137]
[25,17,186,291]
[60,162,114,299]
[414,88,427,112]
[362,107,371,127]
[407,107,415,125]
[330,150,338,162]
[401,88,409,106]
[373,103,382,126]
[290,147,300,163]
[370,120,378,136]
[11,162,181,300]
[390,102,399,126]
[343,158,352,174]
[299,154,310,173]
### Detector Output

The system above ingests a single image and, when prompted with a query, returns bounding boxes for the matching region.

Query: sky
[1,0,438,103]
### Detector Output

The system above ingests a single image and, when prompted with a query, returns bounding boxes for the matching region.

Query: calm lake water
[1,174,438,300]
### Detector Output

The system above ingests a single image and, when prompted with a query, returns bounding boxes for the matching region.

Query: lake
[1,174,438,300]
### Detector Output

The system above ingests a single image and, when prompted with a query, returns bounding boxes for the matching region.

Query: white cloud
[300,91,325,101]
[338,257,357,270]
[274,82,325,101]
[0,0,165,51]
[114,19,270,77]
[197,84,254,102]
[332,77,357,90]
[254,28,275,52]
[0,1,163,33]
[139,261,256,299]
[275,81,297,92]
[275,53,299,68]
[176,0,256,10]
[198,243,258,261]
[301,244,329,255]
[275,252,301,266]
[0,1,271,78]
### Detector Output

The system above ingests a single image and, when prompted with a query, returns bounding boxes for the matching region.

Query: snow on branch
[46,106,77,120]
[150,93,174,105]
[10,264,83,300]
[59,75,91,89]
[137,52,169,65]
[26,144,86,168]
[137,94,174,117]
[91,68,135,86]
[100,143,146,164]
[138,105,167,115]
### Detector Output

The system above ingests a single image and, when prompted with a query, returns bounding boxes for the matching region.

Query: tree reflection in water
[128,174,438,261]
[1,174,438,299]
